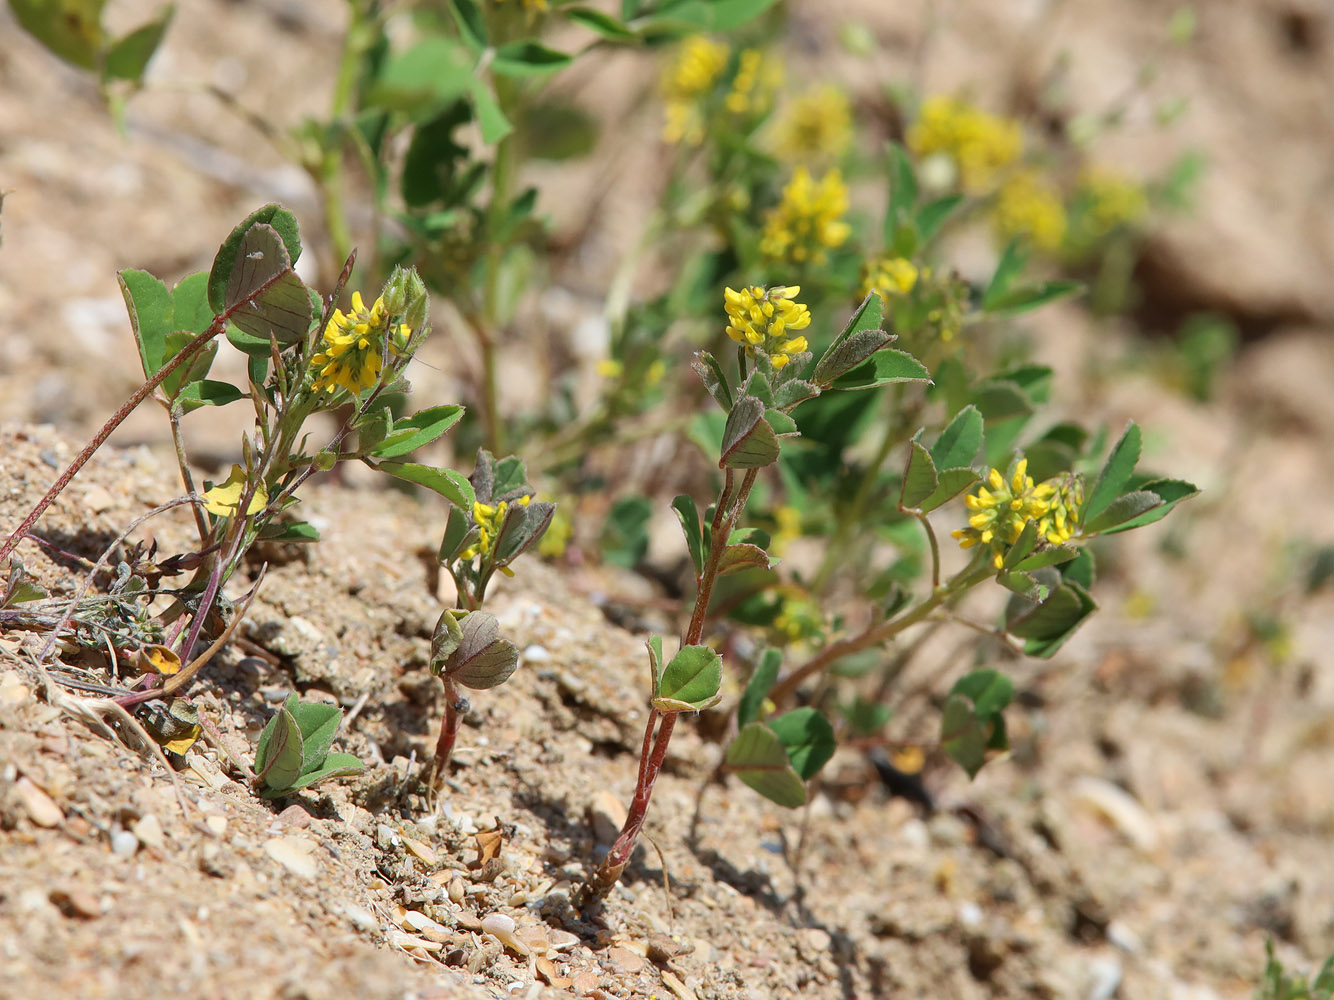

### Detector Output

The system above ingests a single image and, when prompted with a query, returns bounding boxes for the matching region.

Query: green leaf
[449,0,488,49]
[1008,581,1097,658]
[288,700,342,770]
[159,331,217,399]
[207,205,301,313]
[997,569,1050,602]
[930,404,983,471]
[764,408,798,436]
[9,0,104,70]
[813,328,893,386]
[885,143,918,237]
[378,462,475,509]
[740,370,774,407]
[102,4,173,84]
[470,81,513,144]
[256,520,320,542]
[217,223,310,344]
[368,405,464,458]
[255,697,304,790]
[725,722,807,808]
[919,467,981,514]
[720,396,781,468]
[951,668,1013,719]
[601,494,652,568]
[273,752,364,795]
[1083,490,1163,534]
[973,379,1034,421]
[118,268,173,379]
[830,349,930,391]
[429,608,464,675]
[654,645,722,712]
[983,280,1083,316]
[445,611,519,690]
[717,543,770,577]
[1015,545,1080,571]
[1062,547,1096,590]
[175,379,244,413]
[691,351,733,411]
[1001,519,1041,570]
[671,495,705,577]
[566,6,638,41]
[982,241,1027,311]
[2,560,48,607]
[370,38,474,113]
[645,0,780,31]
[1084,422,1142,523]
[737,648,781,727]
[940,693,988,779]
[1098,477,1198,534]
[915,194,964,244]
[827,291,883,354]
[492,40,572,77]
[772,379,818,410]
[899,441,939,509]
[646,635,664,690]
[767,707,836,780]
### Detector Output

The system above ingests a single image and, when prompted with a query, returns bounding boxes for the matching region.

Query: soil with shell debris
[4,1,1334,999]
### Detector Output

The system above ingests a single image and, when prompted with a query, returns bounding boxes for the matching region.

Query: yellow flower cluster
[723,48,781,116]
[1076,167,1147,238]
[774,85,853,163]
[460,495,532,562]
[908,96,1022,194]
[862,255,919,302]
[661,37,728,145]
[993,169,1068,252]
[760,167,852,265]
[723,284,812,370]
[310,291,411,396]
[952,459,1079,568]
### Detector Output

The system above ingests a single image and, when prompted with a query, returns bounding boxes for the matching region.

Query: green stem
[769,556,992,708]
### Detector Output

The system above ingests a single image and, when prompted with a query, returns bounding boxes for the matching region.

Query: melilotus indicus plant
[584,278,1196,899]
[0,204,534,797]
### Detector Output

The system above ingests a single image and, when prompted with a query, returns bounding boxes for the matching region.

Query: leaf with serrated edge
[930,404,983,470]
[725,723,807,808]
[370,405,464,458]
[1084,490,1162,535]
[691,351,732,411]
[830,350,930,391]
[813,328,893,385]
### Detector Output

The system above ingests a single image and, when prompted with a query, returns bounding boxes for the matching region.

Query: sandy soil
[3,1,1334,998]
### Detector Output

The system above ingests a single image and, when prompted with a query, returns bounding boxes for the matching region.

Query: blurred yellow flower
[723,284,812,370]
[909,96,1022,193]
[310,291,411,396]
[661,36,728,145]
[862,255,918,301]
[1076,167,1147,238]
[724,48,781,116]
[775,85,853,162]
[760,167,852,265]
[993,170,1068,252]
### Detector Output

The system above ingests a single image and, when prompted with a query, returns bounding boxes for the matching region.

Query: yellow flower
[760,167,852,265]
[951,459,1056,568]
[862,256,919,301]
[1036,476,1083,545]
[774,85,853,162]
[908,96,1022,194]
[1076,167,1147,238]
[310,291,412,396]
[992,169,1068,252]
[493,0,547,11]
[201,465,268,518]
[460,495,532,562]
[723,284,812,370]
[723,48,781,116]
[661,36,728,145]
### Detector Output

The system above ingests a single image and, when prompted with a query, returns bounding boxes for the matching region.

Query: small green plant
[428,450,554,784]
[253,694,364,799]
[1257,940,1334,1000]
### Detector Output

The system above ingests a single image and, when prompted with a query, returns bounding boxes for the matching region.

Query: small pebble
[481,913,529,955]
[131,814,164,849]
[110,828,138,857]
[521,644,551,664]
[264,836,319,879]
[15,777,63,828]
